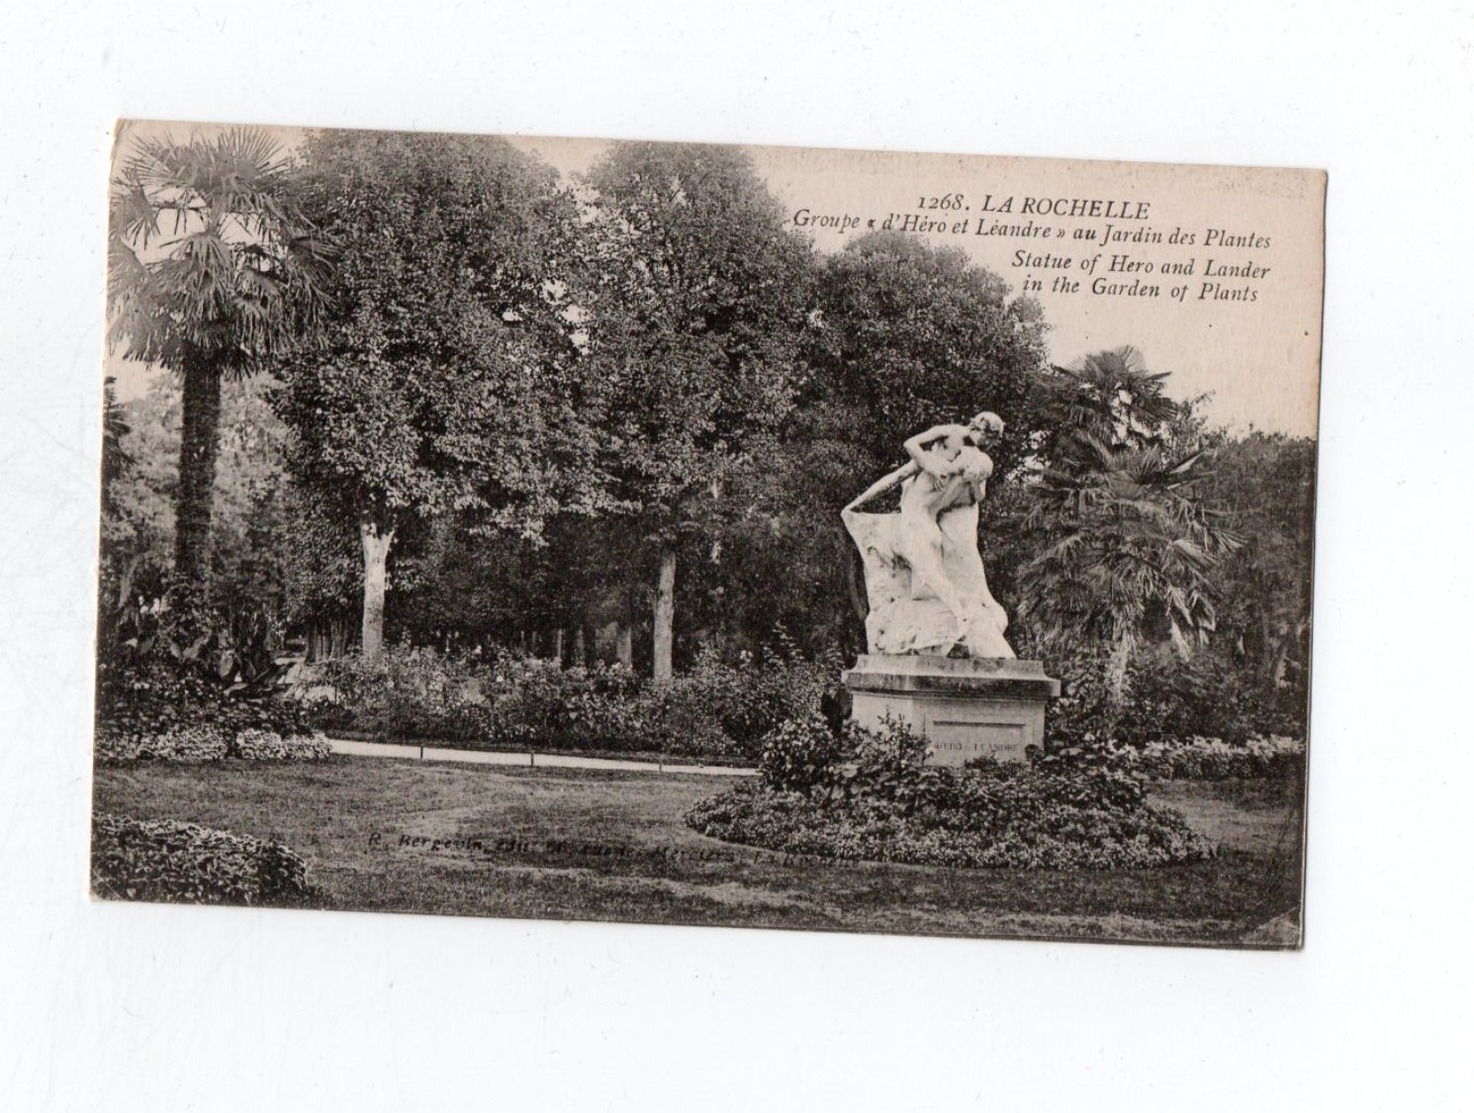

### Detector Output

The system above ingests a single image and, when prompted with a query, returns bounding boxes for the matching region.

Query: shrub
[91,812,311,904]
[1035,647,1307,780]
[96,581,312,749]
[299,645,492,742]
[1034,728,1305,782]
[759,715,853,796]
[95,723,332,765]
[297,644,834,762]
[95,728,143,763]
[96,636,314,764]
[210,696,316,740]
[1125,650,1304,745]
[689,718,1213,870]
[688,773,1212,871]
[1043,647,1305,750]
[230,729,333,761]
[1132,734,1305,781]
[135,723,230,762]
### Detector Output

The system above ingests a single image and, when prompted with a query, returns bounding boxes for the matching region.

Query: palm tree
[107,125,332,587]
[1019,348,1237,726]
[1036,345,1182,471]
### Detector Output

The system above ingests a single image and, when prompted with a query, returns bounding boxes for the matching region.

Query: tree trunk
[360,520,396,662]
[573,626,587,669]
[174,354,224,585]
[615,622,633,669]
[653,547,676,682]
[1255,595,1277,681]
[846,547,869,623]
[1103,630,1133,733]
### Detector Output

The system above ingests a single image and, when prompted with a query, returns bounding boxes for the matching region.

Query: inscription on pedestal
[930,720,1027,764]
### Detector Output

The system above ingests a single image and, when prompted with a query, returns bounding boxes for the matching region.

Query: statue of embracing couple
[842,412,1014,659]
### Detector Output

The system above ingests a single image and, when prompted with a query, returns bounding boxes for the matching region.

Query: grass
[91,756,1304,948]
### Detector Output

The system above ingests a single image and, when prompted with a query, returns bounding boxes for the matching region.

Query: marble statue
[841,412,1014,659]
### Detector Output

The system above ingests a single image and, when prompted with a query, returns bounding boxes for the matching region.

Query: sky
[510,134,1324,437]
[111,123,1324,436]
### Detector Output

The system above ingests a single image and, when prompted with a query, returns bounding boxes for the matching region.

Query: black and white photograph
[92,123,1323,949]
[6,6,1473,1110]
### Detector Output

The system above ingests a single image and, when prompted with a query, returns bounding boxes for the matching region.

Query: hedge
[91,812,311,905]
[95,727,333,764]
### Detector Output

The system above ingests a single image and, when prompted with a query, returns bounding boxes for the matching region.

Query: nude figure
[842,413,1013,658]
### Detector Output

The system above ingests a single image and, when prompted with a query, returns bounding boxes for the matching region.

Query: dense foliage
[92,812,312,905]
[94,569,316,757]
[101,130,1315,774]
[574,143,818,677]
[687,718,1214,869]
[102,375,298,631]
[298,643,833,762]
[805,231,1048,483]
[275,130,602,659]
[1014,350,1240,721]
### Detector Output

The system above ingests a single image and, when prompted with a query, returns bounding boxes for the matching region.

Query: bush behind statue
[688,717,1214,870]
[1037,648,1307,780]
[1046,647,1305,748]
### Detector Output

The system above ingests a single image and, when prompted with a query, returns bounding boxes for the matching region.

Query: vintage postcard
[94,121,1322,948]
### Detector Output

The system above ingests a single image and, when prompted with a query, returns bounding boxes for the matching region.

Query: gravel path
[327,736,755,777]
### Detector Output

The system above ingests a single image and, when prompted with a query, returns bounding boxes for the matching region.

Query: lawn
[91,756,1304,948]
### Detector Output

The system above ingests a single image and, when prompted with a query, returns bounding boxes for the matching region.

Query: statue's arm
[844,422,973,518]
[842,461,918,516]
[904,424,967,476]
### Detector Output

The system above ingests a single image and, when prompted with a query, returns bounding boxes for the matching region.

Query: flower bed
[1036,733,1305,781]
[137,723,230,762]
[1134,734,1304,780]
[95,729,145,763]
[91,812,311,905]
[94,726,333,764]
[686,718,1214,871]
[230,729,333,761]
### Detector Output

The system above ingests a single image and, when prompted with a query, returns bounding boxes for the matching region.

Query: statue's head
[968,411,1005,444]
[953,444,994,481]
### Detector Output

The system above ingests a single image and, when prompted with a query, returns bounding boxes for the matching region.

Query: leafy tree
[1017,348,1238,723]
[278,489,362,660]
[807,231,1049,486]
[577,142,816,679]
[1200,430,1317,719]
[275,130,606,659]
[780,232,1049,648]
[107,126,332,587]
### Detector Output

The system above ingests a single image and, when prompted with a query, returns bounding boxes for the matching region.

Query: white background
[3,3,1471,1110]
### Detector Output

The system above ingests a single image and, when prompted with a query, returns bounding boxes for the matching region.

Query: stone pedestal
[843,654,1061,765]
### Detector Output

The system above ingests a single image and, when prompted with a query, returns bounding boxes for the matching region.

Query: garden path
[327,737,755,777]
